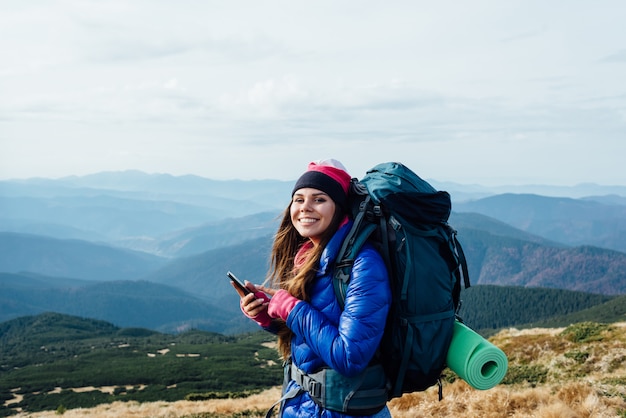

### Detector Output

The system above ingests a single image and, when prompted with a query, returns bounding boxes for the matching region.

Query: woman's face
[290,187,337,246]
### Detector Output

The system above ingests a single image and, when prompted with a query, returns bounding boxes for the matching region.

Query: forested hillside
[0,313,283,416]
[2,314,625,417]
[458,285,621,334]
[457,227,626,294]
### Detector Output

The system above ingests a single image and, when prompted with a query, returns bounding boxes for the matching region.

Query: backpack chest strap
[290,363,324,398]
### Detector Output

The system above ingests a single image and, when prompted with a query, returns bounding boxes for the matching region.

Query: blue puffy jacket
[279,221,392,417]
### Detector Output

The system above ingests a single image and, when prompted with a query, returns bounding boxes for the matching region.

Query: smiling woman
[235,159,393,417]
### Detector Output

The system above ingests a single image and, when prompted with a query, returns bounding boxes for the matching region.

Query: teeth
[300,218,317,223]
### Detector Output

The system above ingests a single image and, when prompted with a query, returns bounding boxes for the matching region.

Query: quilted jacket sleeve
[286,246,391,377]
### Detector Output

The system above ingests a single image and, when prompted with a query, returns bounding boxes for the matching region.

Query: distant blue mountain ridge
[1,170,625,334]
[3,169,626,200]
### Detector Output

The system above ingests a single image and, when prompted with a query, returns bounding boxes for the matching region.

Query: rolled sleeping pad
[446,321,508,390]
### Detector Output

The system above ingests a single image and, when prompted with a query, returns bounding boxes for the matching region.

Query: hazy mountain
[0,217,107,242]
[0,170,291,211]
[449,212,565,247]
[582,194,626,206]
[453,193,626,253]
[430,180,626,201]
[0,232,167,280]
[0,171,291,243]
[143,236,273,302]
[5,170,625,202]
[118,211,280,258]
[0,195,236,241]
[0,272,254,334]
[3,171,626,253]
[57,170,292,199]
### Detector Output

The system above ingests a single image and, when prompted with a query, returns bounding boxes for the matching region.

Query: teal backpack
[333,162,471,399]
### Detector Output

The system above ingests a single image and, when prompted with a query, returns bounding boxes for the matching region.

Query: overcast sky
[1,1,625,186]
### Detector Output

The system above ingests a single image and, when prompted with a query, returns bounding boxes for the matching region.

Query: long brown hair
[267,200,346,360]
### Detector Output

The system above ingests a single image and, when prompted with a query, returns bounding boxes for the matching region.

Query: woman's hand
[238,283,302,324]
[240,282,269,316]
[238,282,272,327]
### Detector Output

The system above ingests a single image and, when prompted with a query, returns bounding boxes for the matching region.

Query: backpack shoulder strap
[446,225,471,290]
[333,196,378,310]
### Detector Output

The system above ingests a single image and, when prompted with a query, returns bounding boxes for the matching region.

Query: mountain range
[453,193,626,253]
[1,170,625,334]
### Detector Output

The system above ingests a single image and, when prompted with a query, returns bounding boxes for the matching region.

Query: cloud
[218,75,310,118]
[1,0,626,186]
[600,49,626,63]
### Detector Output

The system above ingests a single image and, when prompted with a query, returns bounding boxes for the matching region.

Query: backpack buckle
[335,268,351,284]
[309,381,322,398]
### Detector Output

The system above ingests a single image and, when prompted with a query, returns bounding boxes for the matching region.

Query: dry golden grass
[14,323,626,418]
[387,380,625,418]
[12,387,282,418]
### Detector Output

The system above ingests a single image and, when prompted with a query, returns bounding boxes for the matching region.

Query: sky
[1,1,625,186]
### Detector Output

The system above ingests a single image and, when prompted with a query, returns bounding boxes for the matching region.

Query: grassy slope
[6,322,625,418]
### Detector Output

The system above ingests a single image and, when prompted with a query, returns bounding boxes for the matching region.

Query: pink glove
[267,289,302,321]
[240,291,272,328]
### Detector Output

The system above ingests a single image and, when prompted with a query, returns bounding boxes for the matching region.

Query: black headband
[292,170,347,211]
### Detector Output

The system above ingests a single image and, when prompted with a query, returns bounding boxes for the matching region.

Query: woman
[237,159,392,417]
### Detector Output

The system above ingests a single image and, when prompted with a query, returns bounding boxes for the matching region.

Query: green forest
[2,285,625,416]
[0,313,282,416]
[458,285,617,334]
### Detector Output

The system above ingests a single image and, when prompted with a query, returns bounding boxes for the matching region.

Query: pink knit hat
[292,159,352,210]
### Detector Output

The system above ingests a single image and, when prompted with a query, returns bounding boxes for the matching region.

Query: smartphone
[227,271,251,296]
